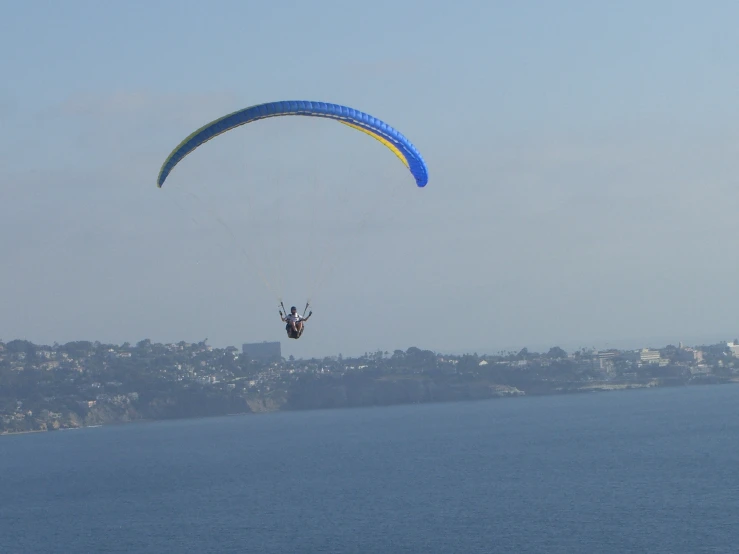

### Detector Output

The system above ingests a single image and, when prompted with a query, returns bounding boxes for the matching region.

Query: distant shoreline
[1,429,47,436]
[3,378,738,437]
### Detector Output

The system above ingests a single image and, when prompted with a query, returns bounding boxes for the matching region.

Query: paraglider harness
[280,302,312,339]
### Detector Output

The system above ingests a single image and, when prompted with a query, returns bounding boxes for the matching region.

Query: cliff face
[245,393,287,413]
[84,402,141,426]
[138,390,255,420]
[284,377,523,411]
[0,376,539,434]
[48,391,257,431]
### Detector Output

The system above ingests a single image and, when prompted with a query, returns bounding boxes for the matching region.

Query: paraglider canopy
[157,100,429,189]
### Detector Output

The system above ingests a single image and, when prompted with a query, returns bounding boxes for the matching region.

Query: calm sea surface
[2,384,739,553]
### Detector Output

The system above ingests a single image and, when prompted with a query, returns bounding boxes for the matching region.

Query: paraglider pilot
[280,306,312,339]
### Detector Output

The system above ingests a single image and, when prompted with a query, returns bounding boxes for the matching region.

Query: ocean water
[2,384,739,553]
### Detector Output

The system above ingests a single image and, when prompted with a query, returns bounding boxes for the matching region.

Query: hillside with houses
[2,338,739,434]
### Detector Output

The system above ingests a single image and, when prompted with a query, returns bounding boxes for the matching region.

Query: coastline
[3,377,737,437]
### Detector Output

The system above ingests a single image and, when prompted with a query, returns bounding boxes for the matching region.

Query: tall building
[242,341,282,362]
[675,342,703,363]
[622,348,662,366]
[594,350,618,373]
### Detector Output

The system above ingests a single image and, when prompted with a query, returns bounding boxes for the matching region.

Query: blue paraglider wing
[156,100,428,188]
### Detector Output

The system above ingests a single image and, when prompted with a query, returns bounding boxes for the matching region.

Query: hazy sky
[2,0,739,358]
